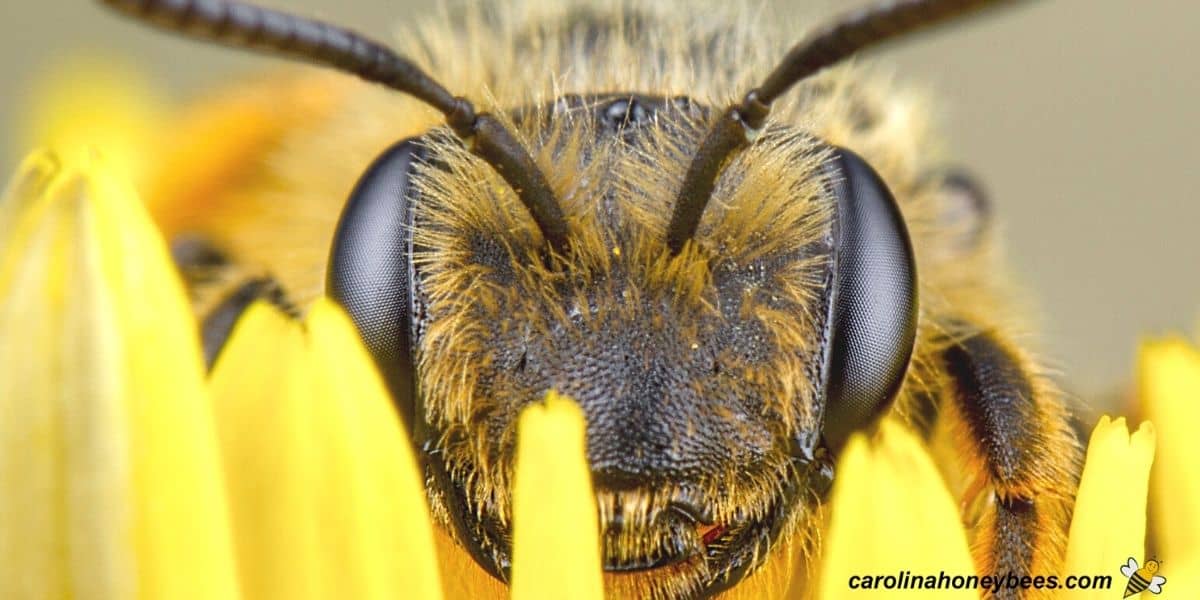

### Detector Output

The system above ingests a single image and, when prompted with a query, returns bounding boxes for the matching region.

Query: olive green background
[1,1,1196,402]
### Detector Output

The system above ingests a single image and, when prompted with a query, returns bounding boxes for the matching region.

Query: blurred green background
[1,0,1196,402]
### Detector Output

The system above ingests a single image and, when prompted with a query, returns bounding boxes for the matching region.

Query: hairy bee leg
[909,389,941,440]
[940,329,1080,598]
[170,235,300,369]
[200,277,298,369]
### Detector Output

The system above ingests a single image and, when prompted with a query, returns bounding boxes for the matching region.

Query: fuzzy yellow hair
[159,1,1080,598]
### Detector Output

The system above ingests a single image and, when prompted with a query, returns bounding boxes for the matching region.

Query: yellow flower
[1061,417,1155,600]
[12,57,166,187]
[511,393,604,600]
[0,149,601,599]
[207,300,443,600]
[814,417,1159,600]
[818,421,975,600]
[1141,338,1200,597]
[0,151,238,598]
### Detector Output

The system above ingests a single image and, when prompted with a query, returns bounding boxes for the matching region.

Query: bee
[99,0,1082,598]
[1121,557,1166,597]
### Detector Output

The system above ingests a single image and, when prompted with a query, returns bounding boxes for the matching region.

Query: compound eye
[326,139,424,429]
[821,147,919,451]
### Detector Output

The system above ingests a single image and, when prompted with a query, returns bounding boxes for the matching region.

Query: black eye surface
[326,139,424,429]
[821,147,919,450]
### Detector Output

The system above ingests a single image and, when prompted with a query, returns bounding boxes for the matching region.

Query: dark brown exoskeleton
[101,0,1081,598]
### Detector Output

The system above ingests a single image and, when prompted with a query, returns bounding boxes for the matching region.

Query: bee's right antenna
[665,0,1023,254]
[97,0,571,255]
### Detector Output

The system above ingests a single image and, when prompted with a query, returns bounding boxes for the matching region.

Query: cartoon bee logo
[1121,557,1166,597]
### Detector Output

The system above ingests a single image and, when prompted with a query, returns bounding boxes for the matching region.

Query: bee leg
[169,235,300,370]
[908,388,941,441]
[199,276,298,370]
[939,329,1081,597]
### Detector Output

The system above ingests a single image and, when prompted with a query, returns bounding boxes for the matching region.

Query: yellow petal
[209,299,442,600]
[0,151,239,599]
[15,57,166,186]
[511,391,604,600]
[1141,337,1200,596]
[1062,416,1155,600]
[818,420,975,600]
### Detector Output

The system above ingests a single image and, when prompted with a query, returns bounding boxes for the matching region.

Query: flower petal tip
[1088,415,1156,454]
[819,419,975,600]
[511,391,603,600]
[16,56,166,183]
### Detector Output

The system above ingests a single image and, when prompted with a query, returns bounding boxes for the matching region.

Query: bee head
[98,0,1016,595]
[327,92,917,595]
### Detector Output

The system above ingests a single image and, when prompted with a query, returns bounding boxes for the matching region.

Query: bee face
[329,94,916,595]
[97,0,1068,597]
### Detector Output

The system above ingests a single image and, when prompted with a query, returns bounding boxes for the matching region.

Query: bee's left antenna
[97,0,571,255]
